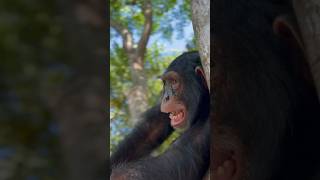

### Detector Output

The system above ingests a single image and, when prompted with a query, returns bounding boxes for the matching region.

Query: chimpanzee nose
[165,95,170,101]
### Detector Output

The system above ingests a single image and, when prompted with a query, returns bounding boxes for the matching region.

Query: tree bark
[111,0,153,125]
[293,0,320,101]
[191,0,210,89]
[191,1,211,180]
[49,0,107,179]
[127,52,149,125]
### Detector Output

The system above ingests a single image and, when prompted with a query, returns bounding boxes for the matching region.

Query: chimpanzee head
[160,51,209,130]
[212,1,320,180]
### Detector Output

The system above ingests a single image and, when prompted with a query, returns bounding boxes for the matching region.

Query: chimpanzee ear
[273,15,305,52]
[195,66,208,89]
[272,15,315,84]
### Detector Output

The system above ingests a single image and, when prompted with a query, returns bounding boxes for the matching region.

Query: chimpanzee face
[160,71,187,129]
[160,65,208,130]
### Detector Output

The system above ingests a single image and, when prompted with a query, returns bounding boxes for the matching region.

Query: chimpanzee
[110,51,210,179]
[212,0,320,180]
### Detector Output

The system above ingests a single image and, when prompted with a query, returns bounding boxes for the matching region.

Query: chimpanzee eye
[171,79,179,90]
[172,79,177,84]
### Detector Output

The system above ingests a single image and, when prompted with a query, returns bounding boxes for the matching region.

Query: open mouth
[160,101,187,129]
[169,110,185,128]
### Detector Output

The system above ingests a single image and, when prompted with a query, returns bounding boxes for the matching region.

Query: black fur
[213,0,320,179]
[110,52,210,180]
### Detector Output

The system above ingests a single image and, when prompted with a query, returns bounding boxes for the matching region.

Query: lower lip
[171,115,185,127]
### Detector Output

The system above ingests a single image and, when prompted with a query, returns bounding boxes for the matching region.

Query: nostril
[165,96,170,101]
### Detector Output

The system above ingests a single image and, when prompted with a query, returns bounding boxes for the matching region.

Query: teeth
[169,111,183,121]
[169,113,174,119]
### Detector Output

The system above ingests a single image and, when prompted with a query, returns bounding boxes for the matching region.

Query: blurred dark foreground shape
[0,0,107,179]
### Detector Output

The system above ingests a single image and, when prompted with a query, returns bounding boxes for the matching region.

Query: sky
[148,22,194,53]
[110,0,195,55]
[110,20,194,55]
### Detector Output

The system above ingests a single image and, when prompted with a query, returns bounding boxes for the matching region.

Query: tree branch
[110,20,134,53]
[110,20,123,35]
[137,0,153,57]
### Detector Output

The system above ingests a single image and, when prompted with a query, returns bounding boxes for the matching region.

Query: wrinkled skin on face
[160,71,187,129]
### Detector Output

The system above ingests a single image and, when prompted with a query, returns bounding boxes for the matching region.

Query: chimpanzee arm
[111,104,173,166]
[111,119,210,180]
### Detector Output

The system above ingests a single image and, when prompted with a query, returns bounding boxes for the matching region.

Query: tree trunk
[110,0,152,125]
[191,0,210,89]
[127,53,148,125]
[293,0,320,101]
[49,0,107,179]
[191,1,211,180]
